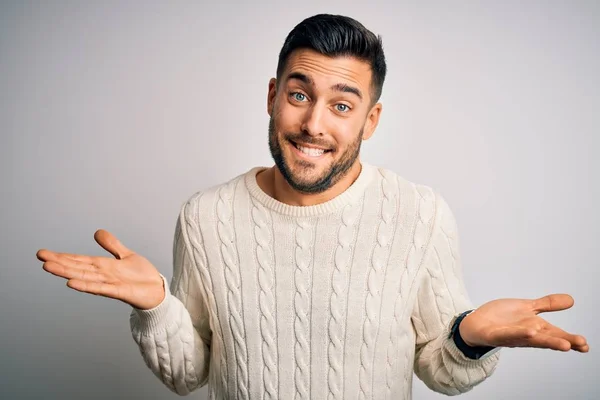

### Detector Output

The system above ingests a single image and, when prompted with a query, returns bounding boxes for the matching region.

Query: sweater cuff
[130,274,173,334]
[444,325,501,366]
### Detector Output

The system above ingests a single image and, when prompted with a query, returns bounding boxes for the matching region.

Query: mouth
[289,140,333,159]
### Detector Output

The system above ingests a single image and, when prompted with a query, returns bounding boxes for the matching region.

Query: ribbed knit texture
[129,163,500,399]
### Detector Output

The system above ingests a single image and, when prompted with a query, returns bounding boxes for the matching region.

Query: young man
[38,14,588,399]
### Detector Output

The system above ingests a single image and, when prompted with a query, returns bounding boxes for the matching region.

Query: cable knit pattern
[411,191,501,396]
[439,207,468,302]
[129,200,211,396]
[385,183,436,399]
[426,190,465,324]
[129,163,500,400]
[294,218,314,400]
[403,185,436,399]
[251,197,279,400]
[216,181,249,399]
[327,202,362,400]
[184,200,229,399]
[358,171,397,400]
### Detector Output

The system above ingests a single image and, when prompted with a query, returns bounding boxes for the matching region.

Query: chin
[281,161,335,194]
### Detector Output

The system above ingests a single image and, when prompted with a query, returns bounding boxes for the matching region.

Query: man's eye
[336,104,350,112]
[291,92,307,102]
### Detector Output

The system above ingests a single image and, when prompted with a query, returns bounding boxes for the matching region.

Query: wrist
[458,313,480,347]
[149,274,167,309]
[450,310,496,360]
[136,274,167,311]
[130,274,171,334]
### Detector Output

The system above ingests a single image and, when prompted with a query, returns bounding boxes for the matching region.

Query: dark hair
[276,14,387,103]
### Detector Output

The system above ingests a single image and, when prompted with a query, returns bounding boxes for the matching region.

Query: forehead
[282,49,372,95]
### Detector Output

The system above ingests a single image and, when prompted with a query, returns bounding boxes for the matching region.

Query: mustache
[283,132,336,151]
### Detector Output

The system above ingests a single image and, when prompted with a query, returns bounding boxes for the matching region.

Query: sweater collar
[244,162,376,217]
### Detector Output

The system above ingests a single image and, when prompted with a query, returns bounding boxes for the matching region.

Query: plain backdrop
[1,1,598,399]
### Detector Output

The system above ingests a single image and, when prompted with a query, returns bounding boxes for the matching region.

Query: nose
[300,102,327,137]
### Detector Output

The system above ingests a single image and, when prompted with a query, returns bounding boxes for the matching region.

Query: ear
[267,78,278,116]
[362,103,382,141]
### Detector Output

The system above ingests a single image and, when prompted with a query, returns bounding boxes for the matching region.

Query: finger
[94,229,133,260]
[488,326,570,351]
[67,279,120,299]
[56,252,113,269]
[43,260,104,282]
[573,344,590,353]
[532,294,574,314]
[51,253,98,270]
[54,252,97,264]
[37,249,61,262]
[545,325,588,348]
[526,332,572,352]
[42,253,100,277]
[37,249,96,265]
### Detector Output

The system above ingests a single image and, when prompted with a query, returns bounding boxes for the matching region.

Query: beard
[268,116,363,194]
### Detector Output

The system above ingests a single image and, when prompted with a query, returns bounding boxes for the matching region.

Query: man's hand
[37,229,165,310]
[458,294,589,353]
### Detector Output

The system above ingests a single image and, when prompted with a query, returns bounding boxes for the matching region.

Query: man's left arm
[410,192,500,396]
[410,191,588,396]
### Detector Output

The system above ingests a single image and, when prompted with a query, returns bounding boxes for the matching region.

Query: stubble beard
[268,116,363,194]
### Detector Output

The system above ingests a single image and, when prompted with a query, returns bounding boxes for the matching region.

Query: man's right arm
[129,201,212,395]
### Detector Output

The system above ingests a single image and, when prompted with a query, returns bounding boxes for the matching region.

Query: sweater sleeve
[411,192,500,395]
[129,201,212,395]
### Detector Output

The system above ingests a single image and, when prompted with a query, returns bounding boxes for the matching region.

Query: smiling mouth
[290,140,333,157]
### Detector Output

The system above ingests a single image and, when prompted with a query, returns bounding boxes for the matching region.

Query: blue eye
[336,104,350,112]
[292,92,306,102]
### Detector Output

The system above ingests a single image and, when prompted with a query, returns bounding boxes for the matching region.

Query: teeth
[297,145,325,157]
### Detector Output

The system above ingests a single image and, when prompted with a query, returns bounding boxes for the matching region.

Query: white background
[1,1,598,399]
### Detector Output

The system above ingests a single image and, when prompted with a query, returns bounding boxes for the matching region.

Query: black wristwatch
[449,310,497,360]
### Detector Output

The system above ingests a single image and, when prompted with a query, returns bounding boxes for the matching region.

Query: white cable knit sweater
[129,163,500,399]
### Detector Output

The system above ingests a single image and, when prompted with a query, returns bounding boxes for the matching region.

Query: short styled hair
[276,14,387,103]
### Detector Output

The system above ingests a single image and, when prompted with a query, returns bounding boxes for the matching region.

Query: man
[37,14,588,399]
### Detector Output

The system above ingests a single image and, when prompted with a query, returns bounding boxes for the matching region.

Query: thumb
[94,229,133,260]
[532,294,575,314]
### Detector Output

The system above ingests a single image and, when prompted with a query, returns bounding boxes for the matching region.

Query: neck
[257,160,363,207]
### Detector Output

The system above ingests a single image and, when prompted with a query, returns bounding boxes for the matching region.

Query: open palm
[459,295,589,353]
[37,229,165,310]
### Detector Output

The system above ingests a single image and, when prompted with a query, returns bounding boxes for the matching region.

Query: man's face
[267,49,381,194]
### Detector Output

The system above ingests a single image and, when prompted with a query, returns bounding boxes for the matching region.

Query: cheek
[332,120,363,145]
[274,103,303,132]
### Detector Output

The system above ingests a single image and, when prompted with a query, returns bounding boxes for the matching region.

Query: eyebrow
[286,72,363,100]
